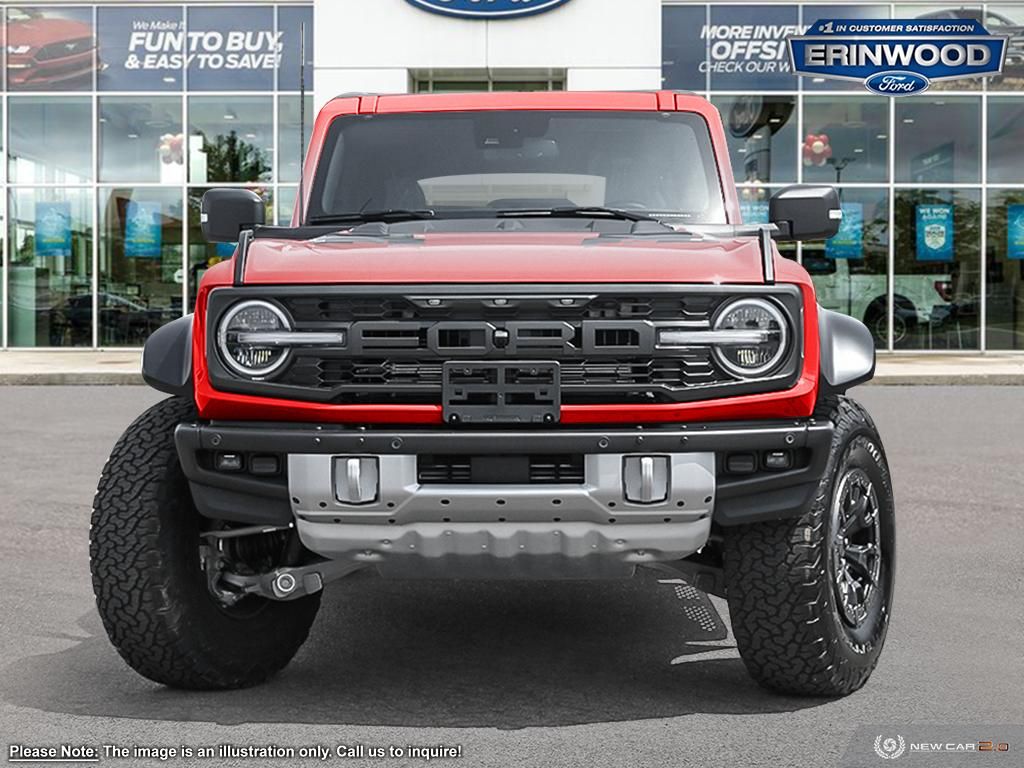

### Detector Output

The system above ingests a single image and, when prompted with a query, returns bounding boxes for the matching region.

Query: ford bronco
[91,91,895,696]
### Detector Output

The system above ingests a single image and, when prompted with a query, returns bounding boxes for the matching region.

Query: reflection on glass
[987,98,1024,184]
[711,96,796,184]
[8,97,92,183]
[100,97,183,183]
[802,98,889,184]
[6,6,96,91]
[738,187,796,261]
[278,95,313,184]
[707,5,799,91]
[801,188,889,349]
[985,190,1024,349]
[185,5,275,91]
[277,186,297,226]
[800,6,890,90]
[894,4,1006,90]
[278,5,314,91]
[99,188,183,346]
[894,189,981,350]
[188,96,273,183]
[97,5,184,91]
[963,4,1024,90]
[8,188,94,347]
[895,98,980,183]
[187,187,271,309]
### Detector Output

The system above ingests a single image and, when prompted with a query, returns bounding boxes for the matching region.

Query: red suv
[91,91,895,696]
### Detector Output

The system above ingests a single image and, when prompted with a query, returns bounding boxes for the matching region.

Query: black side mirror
[200,189,265,243]
[769,185,842,241]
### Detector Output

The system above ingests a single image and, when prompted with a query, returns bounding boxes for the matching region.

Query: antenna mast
[297,21,306,226]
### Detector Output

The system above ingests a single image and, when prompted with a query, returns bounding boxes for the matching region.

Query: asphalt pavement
[0,386,1021,768]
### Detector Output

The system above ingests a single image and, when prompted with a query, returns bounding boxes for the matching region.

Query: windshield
[307,110,726,224]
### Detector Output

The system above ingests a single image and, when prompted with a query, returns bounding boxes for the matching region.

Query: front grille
[418,454,585,485]
[207,286,803,406]
[36,37,93,61]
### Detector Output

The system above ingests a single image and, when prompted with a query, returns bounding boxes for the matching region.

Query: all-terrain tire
[89,396,321,690]
[722,396,895,696]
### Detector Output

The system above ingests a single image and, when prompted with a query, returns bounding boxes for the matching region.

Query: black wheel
[89,397,320,690]
[864,296,915,347]
[722,396,895,696]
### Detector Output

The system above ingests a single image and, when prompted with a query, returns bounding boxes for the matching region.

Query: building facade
[2,0,1023,354]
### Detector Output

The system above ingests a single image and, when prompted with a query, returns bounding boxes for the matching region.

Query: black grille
[207,287,803,406]
[418,454,585,485]
[36,37,94,61]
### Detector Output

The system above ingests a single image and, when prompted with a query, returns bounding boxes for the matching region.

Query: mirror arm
[232,229,255,287]
[758,224,775,285]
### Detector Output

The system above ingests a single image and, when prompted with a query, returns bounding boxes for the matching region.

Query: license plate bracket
[442,361,560,425]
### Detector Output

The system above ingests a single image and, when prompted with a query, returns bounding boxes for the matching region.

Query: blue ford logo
[405,0,574,19]
[864,71,930,96]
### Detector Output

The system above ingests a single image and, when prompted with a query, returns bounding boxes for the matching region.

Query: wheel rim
[829,467,882,628]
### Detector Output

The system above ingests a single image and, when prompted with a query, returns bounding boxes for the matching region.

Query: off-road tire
[722,396,895,696]
[90,397,321,690]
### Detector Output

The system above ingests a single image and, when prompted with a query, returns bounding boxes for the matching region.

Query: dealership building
[2,0,1024,354]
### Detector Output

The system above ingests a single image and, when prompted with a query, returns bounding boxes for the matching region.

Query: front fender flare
[818,306,875,394]
[142,315,194,397]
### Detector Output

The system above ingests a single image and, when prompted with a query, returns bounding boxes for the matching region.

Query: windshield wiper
[307,209,438,225]
[495,206,654,222]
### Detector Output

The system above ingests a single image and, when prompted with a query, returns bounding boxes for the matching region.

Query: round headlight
[217,300,292,378]
[712,298,788,377]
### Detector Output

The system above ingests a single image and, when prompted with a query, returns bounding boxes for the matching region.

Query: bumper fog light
[764,450,793,470]
[215,453,244,472]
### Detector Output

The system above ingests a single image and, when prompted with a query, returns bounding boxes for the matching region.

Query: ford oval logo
[864,71,930,96]
[405,0,574,20]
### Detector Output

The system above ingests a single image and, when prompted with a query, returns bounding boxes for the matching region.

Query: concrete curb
[0,372,146,386]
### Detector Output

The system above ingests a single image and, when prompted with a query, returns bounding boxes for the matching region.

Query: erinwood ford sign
[405,0,573,19]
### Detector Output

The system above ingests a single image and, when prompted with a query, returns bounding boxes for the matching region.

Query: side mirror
[200,189,265,243]
[769,184,842,241]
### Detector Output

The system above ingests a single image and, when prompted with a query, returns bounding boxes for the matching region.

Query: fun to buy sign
[789,18,1007,95]
[405,0,574,20]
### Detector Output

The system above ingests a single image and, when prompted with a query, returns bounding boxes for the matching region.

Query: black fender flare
[142,315,194,397]
[818,305,875,395]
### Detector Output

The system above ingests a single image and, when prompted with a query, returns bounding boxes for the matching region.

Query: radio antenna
[297,21,306,226]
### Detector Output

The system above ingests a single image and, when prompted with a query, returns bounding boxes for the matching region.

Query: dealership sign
[789,19,1007,94]
[404,0,573,20]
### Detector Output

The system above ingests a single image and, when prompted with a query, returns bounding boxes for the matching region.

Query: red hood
[8,18,93,49]
[238,232,810,286]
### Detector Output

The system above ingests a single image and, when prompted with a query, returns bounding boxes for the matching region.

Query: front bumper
[176,419,833,577]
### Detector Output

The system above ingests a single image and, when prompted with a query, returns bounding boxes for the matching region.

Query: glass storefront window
[958,3,1024,91]
[99,188,183,346]
[8,97,92,184]
[711,96,796,184]
[802,98,889,184]
[97,5,184,91]
[985,190,1024,350]
[277,95,313,184]
[895,98,981,184]
[186,186,271,308]
[99,97,184,183]
[894,188,981,350]
[5,6,96,91]
[277,186,297,225]
[706,5,799,92]
[802,188,890,348]
[278,5,313,90]
[185,5,276,91]
[662,4,707,91]
[7,188,93,347]
[187,96,273,183]
[987,98,1024,184]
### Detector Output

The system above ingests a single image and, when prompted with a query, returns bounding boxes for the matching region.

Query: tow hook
[220,559,365,602]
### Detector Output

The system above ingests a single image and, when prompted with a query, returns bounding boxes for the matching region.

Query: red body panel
[194,92,820,425]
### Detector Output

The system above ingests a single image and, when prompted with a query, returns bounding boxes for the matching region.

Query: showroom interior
[1,0,1023,353]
